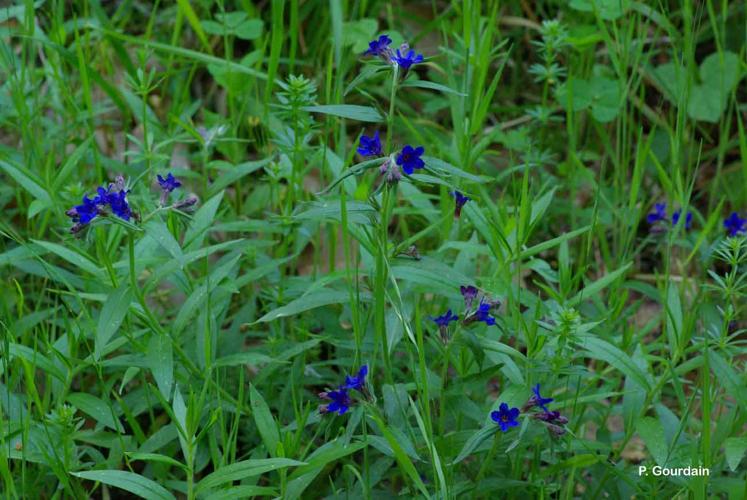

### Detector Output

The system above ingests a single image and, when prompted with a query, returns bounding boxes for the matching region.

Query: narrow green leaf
[578,336,651,391]
[95,284,133,360]
[637,416,668,466]
[71,470,175,500]
[67,393,123,432]
[568,262,631,306]
[302,104,383,122]
[250,384,280,457]
[196,458,305,493]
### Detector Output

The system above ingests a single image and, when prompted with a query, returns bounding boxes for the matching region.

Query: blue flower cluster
[646,202,692,230]
[363,35,424,73]
[724,212,746,237]
[319,365,368,416]
[357,131,426,183]
[490,384,567,435]
[647,202,747,238]
[66,177,132,233]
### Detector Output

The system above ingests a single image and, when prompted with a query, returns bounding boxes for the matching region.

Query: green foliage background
[0,0,746,498]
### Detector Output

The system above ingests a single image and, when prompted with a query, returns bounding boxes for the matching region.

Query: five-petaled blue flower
[646,203,667,224]
[474,301,497,326]
[364,35,392,57]
[396,145,425,175]
[68,195,100,225]
[724,212,746,237]
[157,173,182,193]
[357,131,383,157]
[452,191,470,218]
[531,384,554,412]
[491,402,520,432]
[344,365,368,392]
[431,309,459,327]
[319,387,351,415]
[672,209,692,230]
[393,49,423,70]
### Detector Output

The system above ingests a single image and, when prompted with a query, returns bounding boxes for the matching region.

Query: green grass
[1,0,746,498]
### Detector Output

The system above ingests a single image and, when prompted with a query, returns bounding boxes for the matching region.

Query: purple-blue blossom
[491,402,520,432]
[724,212,746,237]
[357,131,383,157]
[393,49,423,70]
[396,145,425,175]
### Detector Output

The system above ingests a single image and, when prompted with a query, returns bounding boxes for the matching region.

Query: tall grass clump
[1,1,746,498]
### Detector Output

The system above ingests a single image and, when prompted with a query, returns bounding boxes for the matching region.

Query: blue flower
[431,309,459,327]
[364,35,392,57]
[393,49,423,70]
[344,365,368,392]
[646,203,667,224]
[105,189,132,221]
[157,173,182,193]
[474,301,497,326]
[67,195,100,225]
[724,212,746,237]
[490,402,520,432]
[452,191,470,218]
[531,384,554,412]
[672,209,692,230]
[319,387,351,415]
[357,131,383,157]
[395,145,425,175]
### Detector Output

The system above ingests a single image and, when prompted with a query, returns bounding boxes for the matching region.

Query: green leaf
[368,413,429,497]
[637,416,668,466]
[452,425,500,464]
[651,62,685,103]
[578,336,651,391]
[144,220,184,268]
[71,470,175,500]
[294,200,377,225]
[199,486,279,500]
[0,159,51,204]
[175,0,212,53]
[32,240,100,276]
[1,343,65,381]
[256,289,371,323]
[126,452,188,471]
[203,12,263,40]
[341,18,378,52]
[401,80,467,96]
[95,284,133,360]
[196,458,305,493]
[184,191,224,251]
[208,158,273,196]
[148,333,174,400]
[53,137,94,191]
[173,252,240,334]
[724,437,747,471]
[285,440,367,500]
[250,384,280,457]
[568,262,631,306]
[67,393,124,432]
[688,52,741,122]
[709,352,747,410]
[569,0,631,20]
[214,352,275,368]
[588,76,622,122]
[687,85,723,123]
[302,104,383,122]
